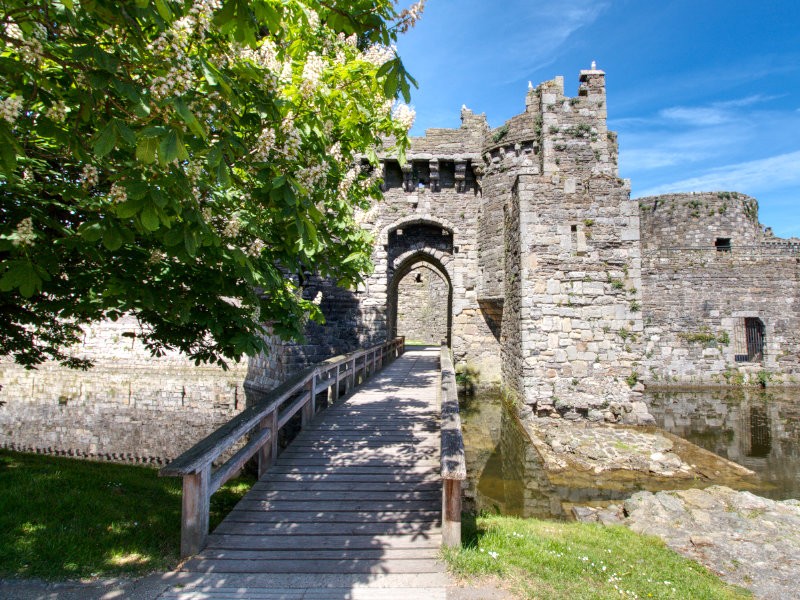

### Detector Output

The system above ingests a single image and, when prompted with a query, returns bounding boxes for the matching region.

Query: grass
[444,513,751,599]
[0,449,255,580]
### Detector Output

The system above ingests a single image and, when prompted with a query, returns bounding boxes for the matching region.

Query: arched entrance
[388,252,453,347]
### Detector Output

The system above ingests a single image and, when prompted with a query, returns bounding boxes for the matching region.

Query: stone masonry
[2,67,799,460]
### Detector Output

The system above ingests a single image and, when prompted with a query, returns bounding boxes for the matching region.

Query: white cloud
[636,151,800,197]
[658,94,780,127]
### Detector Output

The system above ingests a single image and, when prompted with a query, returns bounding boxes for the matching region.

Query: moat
[461,387,800,518]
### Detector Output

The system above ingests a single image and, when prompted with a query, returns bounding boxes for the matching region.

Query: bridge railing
[440,342,466,547]
[160,337,406,558]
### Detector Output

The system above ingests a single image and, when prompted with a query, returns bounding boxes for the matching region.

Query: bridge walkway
[159,346,449,599]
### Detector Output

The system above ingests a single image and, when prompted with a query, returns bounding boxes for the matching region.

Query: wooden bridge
[157,340,465,599]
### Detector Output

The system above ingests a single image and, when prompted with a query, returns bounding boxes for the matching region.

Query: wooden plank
[274,392,307,429]
[239,490,439,502]
[220,509,440,523]
[264,465,436,475]
[213,519,440,536]
[205,534,441,551]
[218,510,441,524]
[251,480,440,492]
[229,500,438,513]
[181,558,445,574]
[195,548,441,561]
[209,426,271,495]
[258,472,440,484]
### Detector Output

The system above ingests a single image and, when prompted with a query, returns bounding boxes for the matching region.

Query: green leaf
[154,0,173,21]
[136,136,158,164]
[134,0,148,7]
[159,129,189,164]
[116,121,137,147]
[78,222,103,242]
[102,227,123,251]
[173,98,207,139]
[94,121,118,157]
[0,261,42,297]
[62,0,74,9]
[140,207,160,231]
[184,230,198,256]
[0,141,16,174]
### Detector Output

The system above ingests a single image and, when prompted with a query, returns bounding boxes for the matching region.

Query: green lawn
[444,513,751,599]
[0,449,254,579]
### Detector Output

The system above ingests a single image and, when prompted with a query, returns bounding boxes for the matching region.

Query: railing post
[303,376,315,426]
[349,358,356,391]
[180,464,210,558]
[442,479,462,548]
[333,364,341,402]
[258,410,278,478]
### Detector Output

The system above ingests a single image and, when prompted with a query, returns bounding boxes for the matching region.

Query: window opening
[715,238,731,252]
[734,317,765,362]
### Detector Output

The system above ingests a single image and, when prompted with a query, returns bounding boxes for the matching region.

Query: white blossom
[328,142,343,163]
[1,96,23,124]
[392,102,416,132]
[81,164,99,188]
[361,45,395,66]
[46,101,68,123]
[247,239,265,257]
[312,291,323,305]
[305,9,320,30]
[109,183,127,204]
[222,216,241,238]
[397,0,426,33]
[297,160,328,190]
[338,167,359,195]
[301,51,325,96]
[148,249,166,264]
[12,217,35,247]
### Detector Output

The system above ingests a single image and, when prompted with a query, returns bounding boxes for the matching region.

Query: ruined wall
[0,315,251,462]
[395,264,449,344]
[639,193,800,386]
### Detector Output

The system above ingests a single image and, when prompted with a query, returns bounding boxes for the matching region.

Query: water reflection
[646,388,800,500]
[460,387,792,519]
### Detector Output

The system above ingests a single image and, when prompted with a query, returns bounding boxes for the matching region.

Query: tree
[0,0,422,368]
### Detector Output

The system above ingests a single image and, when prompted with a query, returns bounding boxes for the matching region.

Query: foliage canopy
[0,0,421,368]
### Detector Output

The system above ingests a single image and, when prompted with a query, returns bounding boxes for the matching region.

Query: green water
[646,388,800,500]
[460,388,800,519]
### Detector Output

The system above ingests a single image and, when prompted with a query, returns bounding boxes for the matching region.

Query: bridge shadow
[166,348,446,596]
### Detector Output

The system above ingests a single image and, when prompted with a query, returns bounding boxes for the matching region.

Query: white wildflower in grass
[361,44,395,66]
[80,164,99,188]
[45,100,68,122]
[109,183,127,204]
[392,102,415,132]
[12,217,35,247]
[1,96,23,124]
[487,550,499,559]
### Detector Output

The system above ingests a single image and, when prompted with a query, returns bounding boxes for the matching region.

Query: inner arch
[388,252,453,347]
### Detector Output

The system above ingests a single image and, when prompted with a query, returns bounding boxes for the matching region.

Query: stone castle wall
[0,315,253,462]
[639,192,800,386]
[3,68,800,463]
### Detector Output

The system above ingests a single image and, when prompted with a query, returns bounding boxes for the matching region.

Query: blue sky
[396,0,800,238]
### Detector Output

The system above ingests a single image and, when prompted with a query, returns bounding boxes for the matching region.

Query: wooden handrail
[440,341,466,548]
[160,336,406,558]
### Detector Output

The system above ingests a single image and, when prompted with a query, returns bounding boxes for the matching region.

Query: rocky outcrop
[575,486,800,600]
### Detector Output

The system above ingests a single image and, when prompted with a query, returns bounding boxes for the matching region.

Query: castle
[2,68,799,459]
